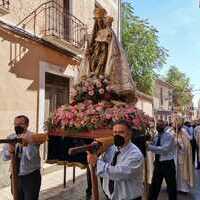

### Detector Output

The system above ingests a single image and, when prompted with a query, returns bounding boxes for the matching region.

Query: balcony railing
[0,0,10,15]
[0,0,9,9]
[17,1,86,48]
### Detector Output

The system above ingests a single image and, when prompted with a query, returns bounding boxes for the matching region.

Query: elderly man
[2,115,41,200]
[87,120,144,200]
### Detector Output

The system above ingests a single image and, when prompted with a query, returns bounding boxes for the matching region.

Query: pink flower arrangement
[45,75,153,135]
[71,74,121,104]
[46,100,153,134]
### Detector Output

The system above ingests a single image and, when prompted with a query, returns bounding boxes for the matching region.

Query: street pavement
[0,166,199,200]
[40,169,200,200]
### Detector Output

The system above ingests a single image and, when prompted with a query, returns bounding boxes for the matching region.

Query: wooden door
[43,72,69,159]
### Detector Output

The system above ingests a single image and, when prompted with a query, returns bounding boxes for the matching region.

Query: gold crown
[94,8,107,18]
[106,16,113,23]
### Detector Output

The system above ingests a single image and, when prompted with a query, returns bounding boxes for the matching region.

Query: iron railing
[0,0,9,10]
[17,1,86,48]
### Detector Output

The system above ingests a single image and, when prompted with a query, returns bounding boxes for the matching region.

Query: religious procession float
[45,7,153,164]
[45,8,153,199]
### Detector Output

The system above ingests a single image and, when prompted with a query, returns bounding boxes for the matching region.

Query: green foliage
[165,66,193,113]
[122,1,168,95]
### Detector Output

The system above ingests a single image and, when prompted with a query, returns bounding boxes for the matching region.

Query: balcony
[0,0,10,16]
[17,1,86,52]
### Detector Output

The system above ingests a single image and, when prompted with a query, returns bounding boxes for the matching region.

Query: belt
[132,197,142,200]
[109,197,142,200]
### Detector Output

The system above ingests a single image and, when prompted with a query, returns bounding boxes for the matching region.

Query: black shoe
[178,191,188,195]
[85,193,91,200]
[196,162,200,169]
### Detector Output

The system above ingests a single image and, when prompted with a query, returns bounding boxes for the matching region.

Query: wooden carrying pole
[68,136,114,200]
[11,145,19,200]
[68,142,100,200]
[144,156,148,200]
[90,164,99,200]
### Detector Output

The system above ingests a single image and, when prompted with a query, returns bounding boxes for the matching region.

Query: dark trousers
[18,169,41,200]
[148,160,177,200]
[86,166,92,197]
[191,139,197,165]
[196,146,200,168]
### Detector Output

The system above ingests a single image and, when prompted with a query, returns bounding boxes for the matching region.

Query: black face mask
[15,126,25,135]
[114,135,125,147]
[156,127,164,133]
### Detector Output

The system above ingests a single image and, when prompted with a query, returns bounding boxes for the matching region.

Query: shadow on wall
[0,29,38,90]
[8,43,38,91]
[0,28,78,92]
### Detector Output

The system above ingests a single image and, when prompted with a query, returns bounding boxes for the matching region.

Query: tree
[121,1,168,95]
[165,66,193,113]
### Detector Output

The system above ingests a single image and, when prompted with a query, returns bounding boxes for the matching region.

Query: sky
[132,0,200,107]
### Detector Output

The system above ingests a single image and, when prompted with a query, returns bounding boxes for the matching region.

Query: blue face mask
[114,135,125,147]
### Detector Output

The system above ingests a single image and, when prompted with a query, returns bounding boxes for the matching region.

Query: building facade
[136,90,153,117]
[153,79,174,122]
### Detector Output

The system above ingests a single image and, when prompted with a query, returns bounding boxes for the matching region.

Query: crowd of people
[1,115,200,200]
[87,119,200,200]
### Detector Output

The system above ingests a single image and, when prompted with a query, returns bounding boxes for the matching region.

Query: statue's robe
[78,26,136,101]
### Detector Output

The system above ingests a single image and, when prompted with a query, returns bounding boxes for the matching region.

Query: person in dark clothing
[131,127,152,157]
[147,120,177,200]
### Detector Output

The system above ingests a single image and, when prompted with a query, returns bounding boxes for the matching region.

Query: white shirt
[97,142,144,200]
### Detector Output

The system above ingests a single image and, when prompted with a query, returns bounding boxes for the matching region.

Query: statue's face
[105,21,112,27]
[96,18,104,28]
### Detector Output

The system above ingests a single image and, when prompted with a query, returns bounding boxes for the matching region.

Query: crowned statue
[46,9,152,180]
[78,8,136,102]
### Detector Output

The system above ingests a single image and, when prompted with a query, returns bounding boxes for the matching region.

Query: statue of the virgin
[78,8,136,102]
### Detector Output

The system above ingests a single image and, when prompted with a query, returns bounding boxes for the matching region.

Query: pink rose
[96,81,102,88]
[105,114,112,120]
[71,89,78,96]
[91,118,97,124]
[103,79,109,84]
[65,112,74,120]
[88,86,94,91]
[84,81,90,87]
[89,90,94,96]
[99,88,105,94]
[106,86,111,92]
[95,105,103,112]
